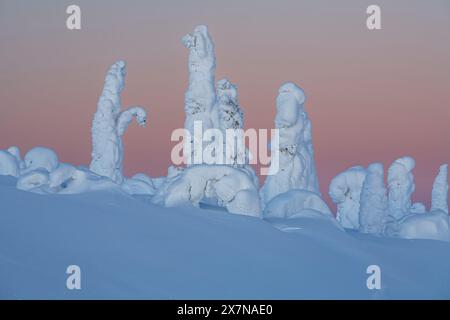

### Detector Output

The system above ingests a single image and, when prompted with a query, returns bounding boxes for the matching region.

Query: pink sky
[0,0,449,209]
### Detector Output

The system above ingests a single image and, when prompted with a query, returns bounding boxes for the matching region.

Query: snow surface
[1,175,450,299]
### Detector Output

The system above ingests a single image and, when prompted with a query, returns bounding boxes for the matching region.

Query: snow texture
[90,60,147,184]
[359,163,388,235]
[431,164,448,214]
[387,156,416,220]
[0,150,19,177]
[182,25,218,164]
[260,82,320,205]
[329,166,367,230]
[152,165,261,217]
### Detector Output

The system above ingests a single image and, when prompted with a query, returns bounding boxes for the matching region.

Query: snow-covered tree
[359,163,388,235]
[387,156,415,220]
[431,164,448,214]
[329,166,367,230]
[90,60,147,184]
[182,25,218,164]
[260,82,320,205]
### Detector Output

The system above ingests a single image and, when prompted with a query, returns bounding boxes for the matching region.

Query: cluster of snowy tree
[0,24,448,241]
[329,158,449,241]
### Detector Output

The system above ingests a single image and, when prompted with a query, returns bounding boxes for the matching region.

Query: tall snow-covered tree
[260,82,320,205]
[431,164,448,214]
[359,163,388,235]
[182,25,218,164]
[387,156,415,220]
[329,166,367,230]
[90,60,147,184]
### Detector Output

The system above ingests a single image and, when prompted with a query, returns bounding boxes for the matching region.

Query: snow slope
[0,175,449,299]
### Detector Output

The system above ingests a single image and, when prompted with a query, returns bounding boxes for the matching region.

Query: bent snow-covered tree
[260,82,320,205]
[182,25,218,164]
[387,156,415,220]
[359,163,388,235]
[329,166,367,230]
[431,164,448,214]
[90,60,147,184]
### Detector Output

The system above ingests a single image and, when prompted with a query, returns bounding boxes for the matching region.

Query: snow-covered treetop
[100,60,126,115]
[182,25,215,76]
[217,78,238,104]
[275,82,306,129]
[388,156,415,177]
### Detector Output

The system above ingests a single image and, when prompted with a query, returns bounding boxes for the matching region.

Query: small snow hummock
[387,156,415,221]
[260,82,320,206]
[23,147,59,174]
[359,163,388,235]
[152,165,261,217]
[90,60,147,184]
[0,150,20,177]
[329,166,367,230]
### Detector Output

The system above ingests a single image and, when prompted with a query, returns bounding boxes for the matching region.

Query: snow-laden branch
[117,106,147,136]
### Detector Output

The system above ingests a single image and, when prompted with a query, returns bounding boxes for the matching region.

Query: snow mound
[23,147,59,173]
[0,150,20,177]
[153,165,261,217]
[431,164,448,214]
[17,169,50,192]
[264,189,332,218]
[395,210,450,242]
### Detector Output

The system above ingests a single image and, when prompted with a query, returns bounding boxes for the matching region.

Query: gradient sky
[0,0,449,209]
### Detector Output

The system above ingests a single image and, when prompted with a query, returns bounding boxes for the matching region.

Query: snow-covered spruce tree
[90,60,147,184]
[260,82,320,205]
[359,163,388,235]
[215,78,259,187]
[216,78,243,164]
[182,25,218,164]
[387,156,415,220]
[431,164,448,214]
[329,166,367,230]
